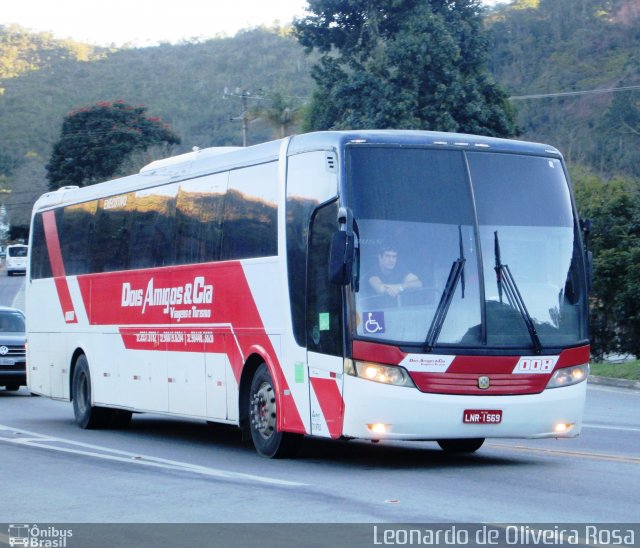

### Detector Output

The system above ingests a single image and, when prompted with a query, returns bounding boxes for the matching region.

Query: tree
[294,0,517,135]
[254,91,303,138]
[46,100,180,189]
[572,166,640,359]
[0,203,9,245]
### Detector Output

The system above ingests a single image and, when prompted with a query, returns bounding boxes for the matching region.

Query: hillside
[0,25,314,226]
[487,0,640,176]
[1,0,639,228]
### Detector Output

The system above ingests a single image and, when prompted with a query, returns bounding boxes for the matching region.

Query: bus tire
[248,363,302,458]
[72,354,110,429]
[437,438,485,453]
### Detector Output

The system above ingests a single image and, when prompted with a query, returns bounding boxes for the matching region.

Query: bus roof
[286,130,562,157]
[32,130,562,213]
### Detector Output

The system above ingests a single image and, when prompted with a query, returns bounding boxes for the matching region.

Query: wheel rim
[250,381,276,440]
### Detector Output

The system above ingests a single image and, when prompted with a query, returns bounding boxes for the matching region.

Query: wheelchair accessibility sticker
[364,311,385,334]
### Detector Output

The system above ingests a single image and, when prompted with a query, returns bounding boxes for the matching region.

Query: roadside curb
[588,375,640,390]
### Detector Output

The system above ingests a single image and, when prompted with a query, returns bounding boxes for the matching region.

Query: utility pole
[223,87,263,147]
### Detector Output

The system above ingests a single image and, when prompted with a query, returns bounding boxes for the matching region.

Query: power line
[509,84,640,101]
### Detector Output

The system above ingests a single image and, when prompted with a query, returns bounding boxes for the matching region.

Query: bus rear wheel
[248,363,302,458]
[437,438,485,453]
[72,355,115,429]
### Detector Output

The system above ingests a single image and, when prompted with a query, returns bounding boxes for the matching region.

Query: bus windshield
[349,146,588,352]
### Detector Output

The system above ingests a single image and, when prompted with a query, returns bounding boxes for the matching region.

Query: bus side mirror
[329,231,354,285]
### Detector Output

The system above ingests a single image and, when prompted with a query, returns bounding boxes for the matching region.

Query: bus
[6,243,29,276]
[26,130,590,458]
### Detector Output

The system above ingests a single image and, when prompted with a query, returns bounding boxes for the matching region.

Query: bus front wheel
[248,363,302,458]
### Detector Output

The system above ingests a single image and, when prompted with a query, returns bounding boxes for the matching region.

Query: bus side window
[307,201,343,356]
[221,162,278,260]
[30,213,53,279]
[286,150,339,347]
[174,173,227,266]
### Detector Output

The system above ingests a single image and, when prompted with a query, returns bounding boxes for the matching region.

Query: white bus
[27,131,590,457]
[6,243,29,276]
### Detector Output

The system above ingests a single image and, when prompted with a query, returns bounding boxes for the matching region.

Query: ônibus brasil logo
[8,524,73,547]
[121,276,213,320]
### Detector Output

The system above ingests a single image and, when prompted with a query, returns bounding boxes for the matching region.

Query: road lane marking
[0,424,306,487]
[487,442,640,464]
[583,422,640,433]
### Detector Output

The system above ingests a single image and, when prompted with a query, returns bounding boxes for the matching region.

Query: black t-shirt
[370,265,410,286]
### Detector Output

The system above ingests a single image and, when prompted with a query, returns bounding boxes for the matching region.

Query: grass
[590,360,640,381]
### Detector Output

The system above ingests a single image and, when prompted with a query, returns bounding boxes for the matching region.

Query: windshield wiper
[425,226,466,351]
[494,231,542,354]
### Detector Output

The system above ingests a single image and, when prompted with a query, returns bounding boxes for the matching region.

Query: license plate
[0,358,15,366]
[463,409,502,424]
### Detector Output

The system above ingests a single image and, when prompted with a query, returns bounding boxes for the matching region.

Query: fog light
[367,423,389,434]
[554,422,573,434]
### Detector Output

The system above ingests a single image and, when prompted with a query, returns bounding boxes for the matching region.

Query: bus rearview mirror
[329,231,354,285]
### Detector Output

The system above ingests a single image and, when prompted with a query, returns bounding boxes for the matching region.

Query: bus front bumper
[341,375,588,441]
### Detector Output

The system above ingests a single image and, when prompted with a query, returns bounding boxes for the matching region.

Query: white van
[6,244,28,276]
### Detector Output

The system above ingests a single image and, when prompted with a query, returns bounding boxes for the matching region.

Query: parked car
[6,244,28,276]
[0,306,26,391]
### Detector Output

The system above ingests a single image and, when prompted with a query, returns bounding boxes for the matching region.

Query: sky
[2,0,504,47]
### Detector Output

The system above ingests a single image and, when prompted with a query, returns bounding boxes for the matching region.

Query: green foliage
[46,101,180,189]
[294,0,517,136]
[254,91,303,138]
[572,166,640,359]
[488,0,640,177]
[0,26,314,223]
[0,24,104,81]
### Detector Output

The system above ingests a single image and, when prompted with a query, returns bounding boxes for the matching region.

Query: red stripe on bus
[42,210,78,323]
[77,261,306,434]
[310,377,344,439]
[352,340,407,364]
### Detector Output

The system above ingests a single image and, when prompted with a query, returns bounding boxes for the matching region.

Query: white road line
[582,422,640,433]
[0,424,306,487]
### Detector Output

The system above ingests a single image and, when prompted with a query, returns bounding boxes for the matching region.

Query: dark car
[0,306,26,391]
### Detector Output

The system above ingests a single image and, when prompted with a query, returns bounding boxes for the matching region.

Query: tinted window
[8,246,28,257]
[174,173,227,265]
[307,201,343,356]
[91,193,135,273]
[32,162,279,276]
[128,184,178,269]
[348,147,473,225]
[349,146,482,346]
[468,153,573,228]
[286,151,338,346]
[30,213,52,279]
[57,201,97,275]
[221,162,278,260]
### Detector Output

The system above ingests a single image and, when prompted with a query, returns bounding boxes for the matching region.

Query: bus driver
[368,244,422,299]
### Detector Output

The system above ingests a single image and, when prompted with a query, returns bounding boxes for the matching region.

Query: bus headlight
[344,359,415,388]
[546,364,589,389]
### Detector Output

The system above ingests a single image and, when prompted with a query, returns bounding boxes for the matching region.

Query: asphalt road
[0,267,25,310]
[0,383,638,525]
